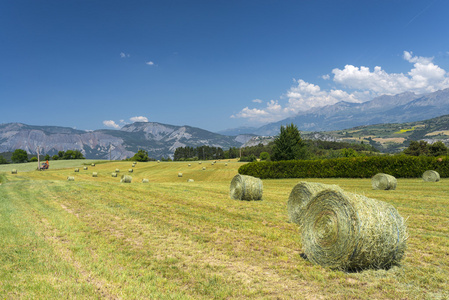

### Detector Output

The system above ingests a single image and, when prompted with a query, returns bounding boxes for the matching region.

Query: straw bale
[142,178,149,183]
[111,172,117,177]
[92,172,98,177]
[202,167,206,170]
[199,162,202,164]
[178,173,183,177]
[128,169,133,173]
[11,169,17,174]
[67,176,75,181]
[372,173,397,190]
[225,163,228,166]
[187,179,194,182]
[132,164,136,167]
[74,168,79,172]
[83,166,88,170]
[301,189,407,271]
[188,164,191,167]
[120,175,132,183]
[91,163,95,166]
[115,169,120,172]
[422,170,440,182]
[287,181,342,225]
[230,174,263,201]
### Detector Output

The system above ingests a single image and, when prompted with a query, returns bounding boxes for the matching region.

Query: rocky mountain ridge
[0,122,254,160]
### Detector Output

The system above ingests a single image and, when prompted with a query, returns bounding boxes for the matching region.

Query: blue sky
[1,0,449,132]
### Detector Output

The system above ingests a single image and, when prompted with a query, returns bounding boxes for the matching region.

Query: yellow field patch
[425,130,449,136]
[373,137,406,144]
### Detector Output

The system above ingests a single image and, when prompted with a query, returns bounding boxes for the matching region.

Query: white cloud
[252,99,263,103]
[232,51,449,124]
[120,52,130,58]
[130,116,149,122]
[103,120,120,129]
[332,51,449,95]
[146,61,155,66]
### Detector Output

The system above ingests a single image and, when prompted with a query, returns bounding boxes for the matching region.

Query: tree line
[0,149,85,164]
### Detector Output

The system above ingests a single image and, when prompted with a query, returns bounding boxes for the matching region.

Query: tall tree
[271,123,306,161]
[11,149,28,163]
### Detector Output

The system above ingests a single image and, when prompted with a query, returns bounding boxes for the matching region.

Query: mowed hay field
[0,160,448,299]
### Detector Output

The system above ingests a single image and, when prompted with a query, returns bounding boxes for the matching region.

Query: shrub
[238,156,449,179]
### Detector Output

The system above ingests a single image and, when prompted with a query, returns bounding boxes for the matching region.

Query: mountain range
[0,122,253,160]
[1,88,449,159]
[219,88,449,136]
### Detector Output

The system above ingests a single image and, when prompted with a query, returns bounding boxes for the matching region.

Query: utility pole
[37,146,40,170]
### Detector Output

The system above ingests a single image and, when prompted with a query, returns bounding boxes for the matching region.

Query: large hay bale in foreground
[302,189,407,271]
[230,174,263,201]
[287,182,342,225]
[422,170,440,182]
[11,169,17,174]
[372,173,397,190]
[67,176,75,181]
[120,175,132,183]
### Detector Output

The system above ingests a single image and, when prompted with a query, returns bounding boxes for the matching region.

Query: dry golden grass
[0,160,448,299]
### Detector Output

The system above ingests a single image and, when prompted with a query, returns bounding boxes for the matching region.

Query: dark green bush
[238,155,449,179]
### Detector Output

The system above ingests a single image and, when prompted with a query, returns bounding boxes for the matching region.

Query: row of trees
[174,146,225,161]
[0,149,85,164]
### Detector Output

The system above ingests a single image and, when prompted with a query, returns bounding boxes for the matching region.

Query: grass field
[1,160,448,299]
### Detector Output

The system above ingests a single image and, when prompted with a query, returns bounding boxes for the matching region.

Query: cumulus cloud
[130,116,149,122]
[232,51,449,125]
[120,52,130,58]
[103,120,120,129]
[252,99,263,103]
[146,61,155,66]
[332,51,449,95]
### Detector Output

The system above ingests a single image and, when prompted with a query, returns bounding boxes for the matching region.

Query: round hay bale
[422,170,440,182]
[128,169,133,173]
[372,173,397,190]
[199,162,202,164]
[11,169,17,174]
[74,168,79,172]
[132,164,136,167]
[188,164,191,167]
[111,172,117,177]
[202,167,206,170]
[92,172,98,177]
[133,161,137,164]
[287,181,343,225]
[115,169,120,172]
[230,174,263,201]
[142,178,149,183]
[225,163,228,166]
[67,176,75,181]
[83,166,88,170]
[187,179,194,182]
[120,175,132,183]
[301,189,407,271]
[178,173,183,177]
[91,163,95,166]
[157,160,160,163]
